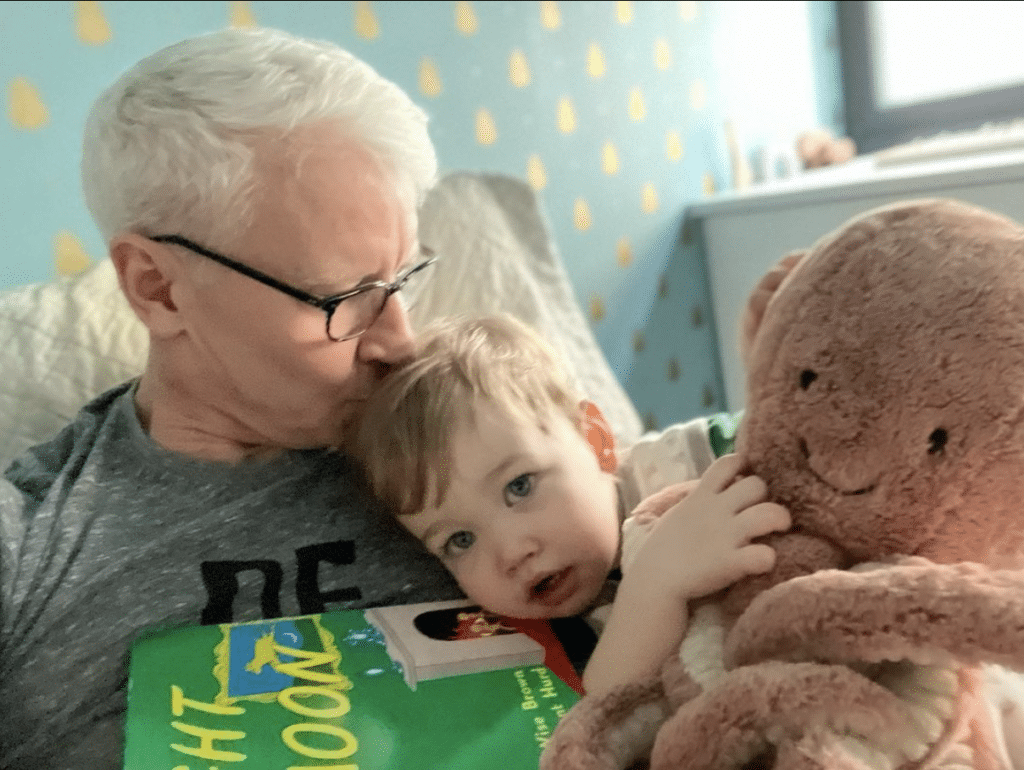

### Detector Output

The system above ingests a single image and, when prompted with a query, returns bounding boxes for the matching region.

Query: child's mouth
[530,567,572,605]
[532,574,555,595]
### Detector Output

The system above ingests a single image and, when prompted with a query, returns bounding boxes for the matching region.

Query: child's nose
[498,533,541,576]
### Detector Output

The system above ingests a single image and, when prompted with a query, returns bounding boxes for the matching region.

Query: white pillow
[413,172,642,447]
[0,259,147,471]
[0,172,641,471]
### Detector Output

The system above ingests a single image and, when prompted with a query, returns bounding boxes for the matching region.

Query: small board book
[123,599,582,769]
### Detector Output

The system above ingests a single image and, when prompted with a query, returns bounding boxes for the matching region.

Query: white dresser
[688,149,1024,411]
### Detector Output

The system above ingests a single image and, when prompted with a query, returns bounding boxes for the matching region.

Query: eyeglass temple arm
[151,234,332,308]
[153,234,437,308]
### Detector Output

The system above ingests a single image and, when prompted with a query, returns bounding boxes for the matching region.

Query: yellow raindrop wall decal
[617,238,633,268]
[641,183,659,213]
[602,142,620,175]
[573,199,592,231]
[702,385,716,408]
[667,130,684,161]
[229,1,257,28]
[355,1,380,40]
[540,1,561,30]
[629,88,646,121]
[667,357,681,381]
[75,1,111,45]
[419,58,443,97]
[557,98,577,134]
[54,231,92,275]
[654,38,671,70]
[587,43,607,79]
[633,330,646,353]
[8,77,48,130]
[455,2,478,35]
[617,1,634,24]
[690,79,707,111]
[510,49,531,88]
[680,1,698,21]
[702,172,716,196]
[589,295,605,322]
[475,108,497,145]
[526,155,547,190]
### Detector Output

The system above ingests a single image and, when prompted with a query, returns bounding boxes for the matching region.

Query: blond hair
[352,314,582,516]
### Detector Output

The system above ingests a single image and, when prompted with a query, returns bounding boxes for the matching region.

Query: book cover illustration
[365,600,546,689]
[123,600,582,769]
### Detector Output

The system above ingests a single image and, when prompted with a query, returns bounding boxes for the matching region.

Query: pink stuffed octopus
[541,199,1024,770]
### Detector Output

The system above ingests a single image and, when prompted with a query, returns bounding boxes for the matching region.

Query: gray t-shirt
[0,382,463,769]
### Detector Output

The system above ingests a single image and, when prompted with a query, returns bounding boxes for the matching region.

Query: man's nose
[356,294,416,365]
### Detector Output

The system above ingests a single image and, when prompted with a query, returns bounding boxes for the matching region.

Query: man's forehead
[242,132,416,287]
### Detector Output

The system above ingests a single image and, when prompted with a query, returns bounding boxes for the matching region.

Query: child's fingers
[735,542,777,575]
[718,473,769,510]
[698,453,747,492]
[633,480,699,522]
[735,502,791,539]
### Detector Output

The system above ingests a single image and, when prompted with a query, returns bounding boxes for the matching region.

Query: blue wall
[0,1,842,429]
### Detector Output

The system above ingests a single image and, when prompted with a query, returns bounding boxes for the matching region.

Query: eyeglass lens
[327,260,430,341]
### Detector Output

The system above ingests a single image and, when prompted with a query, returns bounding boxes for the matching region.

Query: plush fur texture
[541,199,1024,770]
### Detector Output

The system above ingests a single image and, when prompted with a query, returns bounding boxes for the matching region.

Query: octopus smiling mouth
[799,440,876,496]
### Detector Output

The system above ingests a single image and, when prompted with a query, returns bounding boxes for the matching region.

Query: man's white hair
[81,27,437,250]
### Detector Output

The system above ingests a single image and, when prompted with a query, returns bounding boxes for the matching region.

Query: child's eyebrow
[483,453,527,486]
[414,516,445,546]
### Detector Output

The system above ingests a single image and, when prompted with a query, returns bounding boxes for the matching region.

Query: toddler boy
[351,315,790,696]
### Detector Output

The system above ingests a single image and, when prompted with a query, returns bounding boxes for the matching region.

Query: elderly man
[0,27,462,769]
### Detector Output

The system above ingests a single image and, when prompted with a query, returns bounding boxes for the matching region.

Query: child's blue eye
[444,530,475,554]
[504,473,534,504]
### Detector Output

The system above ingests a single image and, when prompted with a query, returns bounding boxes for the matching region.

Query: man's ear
[738,249,805,368]
[110,234,186,339]
[580,400,617,473]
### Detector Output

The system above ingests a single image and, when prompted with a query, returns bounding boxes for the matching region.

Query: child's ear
[579,400,617,473]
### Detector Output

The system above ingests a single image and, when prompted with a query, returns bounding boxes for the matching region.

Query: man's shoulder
[3,382,134,499]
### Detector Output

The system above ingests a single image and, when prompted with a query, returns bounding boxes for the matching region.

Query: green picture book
[123,599,582,769]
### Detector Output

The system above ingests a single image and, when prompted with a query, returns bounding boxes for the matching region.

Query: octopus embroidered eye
[927,428,948,455]
[799,369,818,390]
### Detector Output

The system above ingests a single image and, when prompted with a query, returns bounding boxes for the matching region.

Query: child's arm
[582,453,790,698]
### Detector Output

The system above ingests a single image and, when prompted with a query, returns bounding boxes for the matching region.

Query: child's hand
[630,453,790,603]
[584,454,789,697]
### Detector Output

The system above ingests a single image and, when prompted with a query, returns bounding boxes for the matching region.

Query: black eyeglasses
[150,234,437,341]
